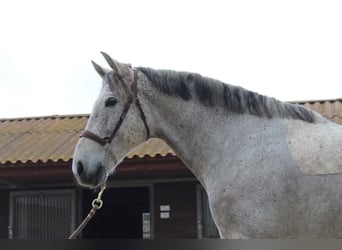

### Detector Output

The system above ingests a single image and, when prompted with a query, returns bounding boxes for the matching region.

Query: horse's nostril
[77,161,84,176]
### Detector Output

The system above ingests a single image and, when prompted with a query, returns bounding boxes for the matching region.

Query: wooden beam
[0,156,194,185]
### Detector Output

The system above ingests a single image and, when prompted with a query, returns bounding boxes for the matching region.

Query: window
[9,189,76,239]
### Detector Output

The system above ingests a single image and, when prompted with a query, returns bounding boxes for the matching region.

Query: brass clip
[91,185,106,209]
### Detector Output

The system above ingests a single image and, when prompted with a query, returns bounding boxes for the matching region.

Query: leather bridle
[80,70,150,146]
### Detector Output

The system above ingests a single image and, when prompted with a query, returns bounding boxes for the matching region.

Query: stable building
[0,99,341,239]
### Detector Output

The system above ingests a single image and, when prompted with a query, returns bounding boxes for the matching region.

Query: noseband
[80,70,150,146]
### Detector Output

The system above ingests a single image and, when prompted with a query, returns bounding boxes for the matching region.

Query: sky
[0,0,341,118]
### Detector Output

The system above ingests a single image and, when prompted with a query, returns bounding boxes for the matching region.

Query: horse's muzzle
[74,160,106,187]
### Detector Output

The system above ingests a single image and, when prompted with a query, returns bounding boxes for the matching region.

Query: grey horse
[72,52,342,238]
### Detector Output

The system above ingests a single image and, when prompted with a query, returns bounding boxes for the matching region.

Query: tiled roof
[0,115,174,165]
[292,98,342,125]
[0,99,341,165]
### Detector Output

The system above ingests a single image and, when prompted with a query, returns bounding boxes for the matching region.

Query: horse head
[72,52,150,188]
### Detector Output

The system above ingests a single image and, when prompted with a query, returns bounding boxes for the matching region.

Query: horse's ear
[101,51,122,74]
[91,60,107,78]
[100,52,132,80]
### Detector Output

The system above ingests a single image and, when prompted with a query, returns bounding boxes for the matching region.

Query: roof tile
[293,99,342,125]
[0,99,341,165]
[0,115,175,164]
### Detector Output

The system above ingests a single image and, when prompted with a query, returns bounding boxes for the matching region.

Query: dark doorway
[82,187,150,239]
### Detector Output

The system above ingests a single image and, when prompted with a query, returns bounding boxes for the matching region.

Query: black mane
[137,67,315,123]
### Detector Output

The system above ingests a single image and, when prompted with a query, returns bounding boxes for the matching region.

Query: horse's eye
[105,97,117,107]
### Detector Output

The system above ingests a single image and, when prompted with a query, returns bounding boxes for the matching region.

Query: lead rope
[68,185,106,239]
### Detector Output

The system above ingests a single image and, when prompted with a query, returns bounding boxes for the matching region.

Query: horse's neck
[140,73,342,187]
[143,85,213,161]
[140,79,271,187]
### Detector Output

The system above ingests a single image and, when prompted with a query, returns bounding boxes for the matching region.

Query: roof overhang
[0,155,193,188]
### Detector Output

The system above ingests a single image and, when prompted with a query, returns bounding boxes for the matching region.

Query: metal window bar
[9,189,76,239]
[142,213,151,239]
